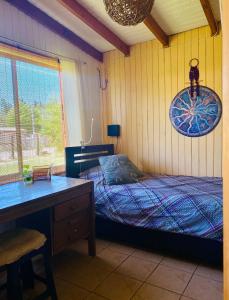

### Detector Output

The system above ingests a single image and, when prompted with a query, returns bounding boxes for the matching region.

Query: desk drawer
[53,210,89,254]
[54,193,90,221]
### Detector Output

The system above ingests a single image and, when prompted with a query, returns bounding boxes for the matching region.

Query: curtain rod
[0,35,88,65]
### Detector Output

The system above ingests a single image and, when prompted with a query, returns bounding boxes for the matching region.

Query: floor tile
[132,249,163,263]
[147,265,192,294]
[195,265,223,282]
[97,247,128,269]
[107,242,135,255]
[68,239,89,255]
[55,246,129,291]
[95,272,141,300]
[69,239,111,255]
[86,293,108,300]
[52,240,224,300]
[55,278,90,300]
[132,283,180,300]
[53,251,91,279]
[117,256,158,281]
[96,239,112,252]
[55,255,112,291]
[160,256,197,273]
[59,264,109,291]
[184,274,223,300]
[54,249,92,266]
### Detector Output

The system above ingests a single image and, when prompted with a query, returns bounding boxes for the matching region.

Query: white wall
[0,0,102,146]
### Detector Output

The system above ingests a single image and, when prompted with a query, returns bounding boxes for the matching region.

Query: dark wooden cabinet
[54,193,90,221]
[0,176,96,257]
[53,193,91,254]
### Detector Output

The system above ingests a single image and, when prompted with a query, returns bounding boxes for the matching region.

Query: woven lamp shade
[104,0,154,26]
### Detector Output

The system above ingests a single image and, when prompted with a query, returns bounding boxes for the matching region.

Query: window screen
[0,46,65,184]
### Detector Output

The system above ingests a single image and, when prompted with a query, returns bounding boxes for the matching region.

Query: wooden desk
[0,176,95,256]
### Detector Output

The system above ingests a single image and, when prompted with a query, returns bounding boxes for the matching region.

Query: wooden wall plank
[164,46,172,174]
[105,53,112,145]
[136,44,143,169]
[170,35,179,175]
[141,43,149,171]
[222,0,229,297]
[205,26,215,176]
[191,29,200,176]
[128,46,138,165]
[184,30,192,175]
[115,51,122,152]
[119,52,127,154]
[159,47,166,173]
[100,55,108,144]
[152,41,160,174]
[147,41,154,172]
[177,33,185,175]
[124,53,131,157]
[198,26,207,176]
[213,30,222,177]
[102,26,222,176]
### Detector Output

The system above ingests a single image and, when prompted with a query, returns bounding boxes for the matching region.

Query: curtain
[60,59,102,147]
[60,59,83,146]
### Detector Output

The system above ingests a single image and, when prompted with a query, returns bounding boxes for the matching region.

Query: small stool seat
[0,228,57,300]
[0,228,46,266]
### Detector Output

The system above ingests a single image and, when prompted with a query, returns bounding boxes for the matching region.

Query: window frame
[0,43,66,183]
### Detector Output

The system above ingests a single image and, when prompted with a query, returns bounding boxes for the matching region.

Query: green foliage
[6,100,42,133]
[22,164,30,176]
[22,164,32,183]
[4,99,63,151]
[39,101,63,151]
[0,98,13,125]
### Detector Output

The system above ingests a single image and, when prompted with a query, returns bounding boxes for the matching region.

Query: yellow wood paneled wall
[101,25,222,177]
[222,0,229,297]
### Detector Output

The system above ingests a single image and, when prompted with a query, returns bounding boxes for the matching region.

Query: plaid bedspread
[81,166,223,241]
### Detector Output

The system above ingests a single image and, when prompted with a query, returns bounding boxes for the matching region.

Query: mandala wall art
[169,86,222,137]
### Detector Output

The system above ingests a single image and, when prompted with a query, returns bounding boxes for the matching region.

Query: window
[0,44,65,184]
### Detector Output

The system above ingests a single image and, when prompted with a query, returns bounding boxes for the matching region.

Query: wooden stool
[0,228,57,300]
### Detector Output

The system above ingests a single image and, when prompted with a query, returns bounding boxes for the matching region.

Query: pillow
[79,166,103,180]
[98,154,144,185]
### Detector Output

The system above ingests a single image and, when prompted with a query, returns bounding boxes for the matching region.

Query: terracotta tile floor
[0,239,223,300]
[54,239,223,300]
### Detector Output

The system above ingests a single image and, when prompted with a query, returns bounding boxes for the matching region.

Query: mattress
[80,166,223,241]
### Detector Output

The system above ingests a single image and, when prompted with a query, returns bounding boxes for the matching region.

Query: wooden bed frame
[65,144,223,266]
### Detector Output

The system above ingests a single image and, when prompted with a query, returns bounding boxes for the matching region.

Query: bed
[65,144,223,265]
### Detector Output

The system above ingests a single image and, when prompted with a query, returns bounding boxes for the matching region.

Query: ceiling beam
[6,0,103,62]
[58,0,130,56]
[144,15,169,47]
[199,0,218,36]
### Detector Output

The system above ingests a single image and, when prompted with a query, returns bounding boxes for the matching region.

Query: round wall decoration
[169,86,222,137]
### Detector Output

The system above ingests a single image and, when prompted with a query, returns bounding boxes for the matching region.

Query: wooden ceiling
[9,0,221,61]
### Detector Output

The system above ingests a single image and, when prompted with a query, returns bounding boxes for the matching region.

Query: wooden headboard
[65,144,114,178]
